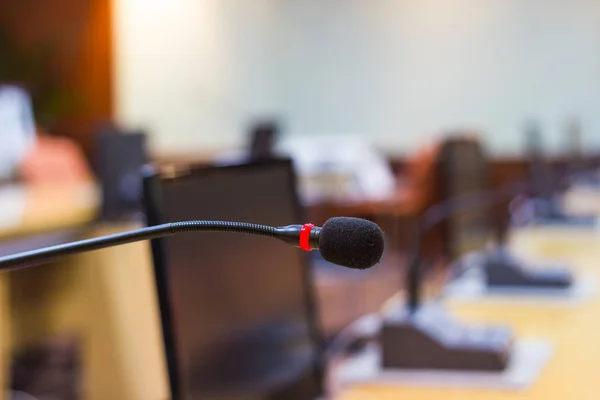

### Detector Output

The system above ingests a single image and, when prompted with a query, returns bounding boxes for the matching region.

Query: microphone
[0,217,384,272]
[279,217,385,270]
[407,181,526,311]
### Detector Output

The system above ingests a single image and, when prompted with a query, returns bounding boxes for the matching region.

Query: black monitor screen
[144,160,323,400]
[248,120,279,161]
[96,130,148,218]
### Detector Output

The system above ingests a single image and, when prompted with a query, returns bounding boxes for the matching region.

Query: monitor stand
[380,303,512,371]
[483,246,572,289]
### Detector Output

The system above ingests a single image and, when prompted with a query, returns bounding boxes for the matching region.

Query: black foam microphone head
[318,217,385,270]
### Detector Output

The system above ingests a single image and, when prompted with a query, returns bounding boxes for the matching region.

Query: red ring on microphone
[299,223,315,251]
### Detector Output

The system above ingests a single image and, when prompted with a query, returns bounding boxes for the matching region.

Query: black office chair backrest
[437,134,492,259]
[525,121,557,199]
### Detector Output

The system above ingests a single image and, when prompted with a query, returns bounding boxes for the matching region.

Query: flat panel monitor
[96,129,148,220]
[143,159,324,400]
[248,120,279,161]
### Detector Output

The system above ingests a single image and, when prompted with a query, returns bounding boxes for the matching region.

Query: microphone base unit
[533,198,598,227]
[534,214,598,228]
[379,304,512,371]
[484,248,573,289]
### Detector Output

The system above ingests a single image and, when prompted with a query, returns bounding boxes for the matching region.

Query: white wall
[274,0,600,155]
[113,0,279,154]
[114,0,600,155]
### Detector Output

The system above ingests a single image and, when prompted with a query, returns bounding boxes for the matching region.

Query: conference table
[338,225,600,400]
[2,180,600,399]
[0,181,405,400]
[0,182,105,399]
[0,182,170,400]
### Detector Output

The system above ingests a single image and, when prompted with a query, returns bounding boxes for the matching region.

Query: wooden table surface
[338,226,600,400]
[0,182,99,400]
[3,183,600,400]
[0,182,99,239]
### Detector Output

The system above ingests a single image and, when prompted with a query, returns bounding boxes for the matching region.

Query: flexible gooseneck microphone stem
[407,181,528,313]
[0,221,319,272]
[0,217,384,272]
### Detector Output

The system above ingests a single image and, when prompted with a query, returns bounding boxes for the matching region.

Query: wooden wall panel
[0,0,113,157]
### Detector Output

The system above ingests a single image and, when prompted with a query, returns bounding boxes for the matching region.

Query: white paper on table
[276,135,396,202]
